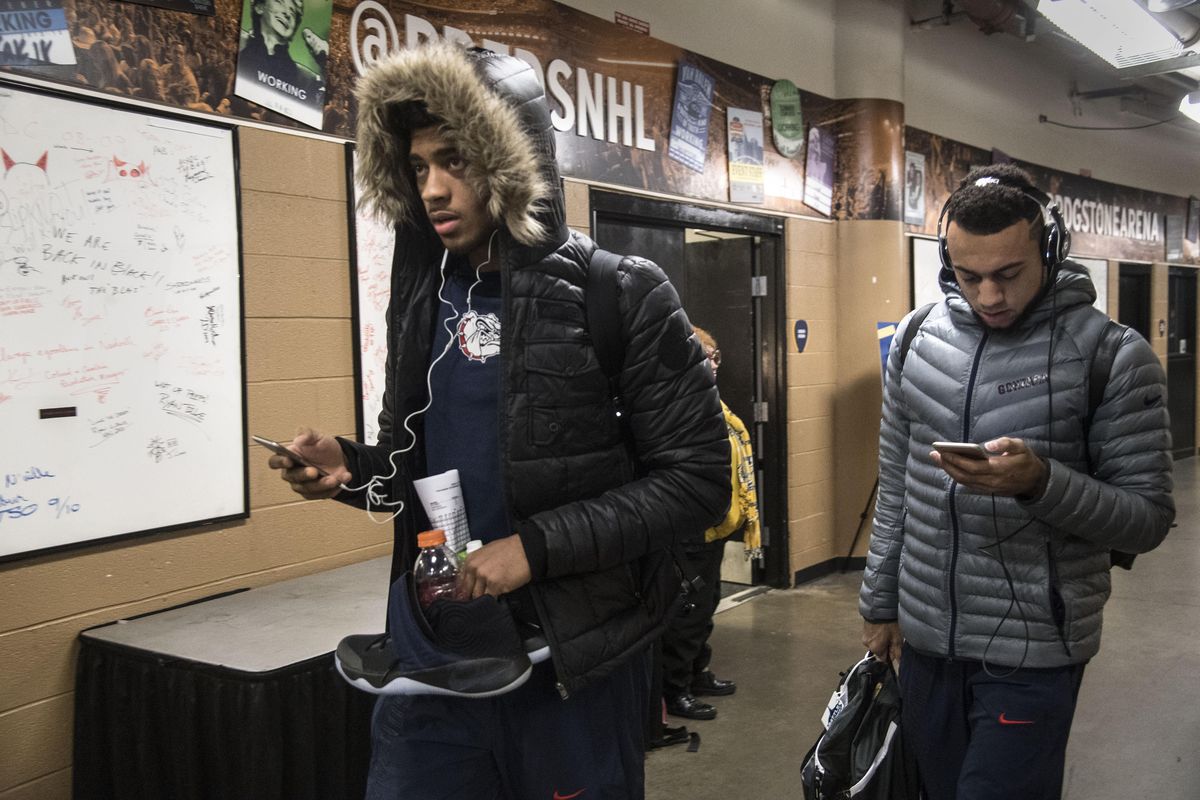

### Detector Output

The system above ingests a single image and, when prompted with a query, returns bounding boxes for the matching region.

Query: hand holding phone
[931,441,989,460]
[252,435,330,476]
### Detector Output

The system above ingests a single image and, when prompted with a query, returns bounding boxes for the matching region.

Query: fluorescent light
[1037,0,1188,68]
[1148,0,1198,11]
[1181,91,1200,123]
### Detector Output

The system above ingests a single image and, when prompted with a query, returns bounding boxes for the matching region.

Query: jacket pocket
[528,405,564,447]
[523,337,593,378]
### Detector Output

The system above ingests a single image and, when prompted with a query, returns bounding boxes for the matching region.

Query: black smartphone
[251,435,330,476]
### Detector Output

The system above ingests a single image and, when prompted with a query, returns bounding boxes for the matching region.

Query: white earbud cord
[340,235,494,524]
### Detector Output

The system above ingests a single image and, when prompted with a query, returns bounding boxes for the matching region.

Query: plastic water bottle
[414,529,460,609]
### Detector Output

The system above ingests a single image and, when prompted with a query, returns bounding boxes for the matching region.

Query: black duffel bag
[800,653,920,799]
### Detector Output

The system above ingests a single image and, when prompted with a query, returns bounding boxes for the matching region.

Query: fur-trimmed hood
[354,41,566,253]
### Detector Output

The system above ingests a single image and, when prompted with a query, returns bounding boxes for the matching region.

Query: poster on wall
[727,107,764,204]
[770,79,804,159]
[1167,215,1184,262]
[803,125,834,216]
[0,0,75,67]
[234,0,331,128]
[1188,196,1199,243]
[667,61,715,173]
[904,151,926,226]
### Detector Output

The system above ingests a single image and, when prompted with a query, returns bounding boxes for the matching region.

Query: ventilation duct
[958,0,1025,34]
[1149,7,1200,48]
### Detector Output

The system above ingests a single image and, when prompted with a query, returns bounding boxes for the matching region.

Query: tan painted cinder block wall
[564,179,591,237]
[832,221,909,568]
[784,217,838,578]
[0,127,391,800]
[1152,262,1169,371]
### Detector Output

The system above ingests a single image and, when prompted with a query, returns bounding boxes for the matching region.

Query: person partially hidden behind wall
[264,41,728,799]
[660,325,761,722]
[859,163,1174,800]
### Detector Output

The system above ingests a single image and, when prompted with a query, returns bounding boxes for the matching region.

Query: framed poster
[803,125,834,216]
[234,0,331,128]
[727,107,764,204]
[904,151,926,226]
[667,60,714,173]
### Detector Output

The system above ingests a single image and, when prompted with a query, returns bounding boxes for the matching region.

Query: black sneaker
[334,571,532,697]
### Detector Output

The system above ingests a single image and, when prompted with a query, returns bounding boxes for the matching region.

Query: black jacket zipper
[948,329,988,658]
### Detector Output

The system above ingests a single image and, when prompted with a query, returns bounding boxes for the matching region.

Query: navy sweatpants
[899,644,1086,800]
[364,647,649,800]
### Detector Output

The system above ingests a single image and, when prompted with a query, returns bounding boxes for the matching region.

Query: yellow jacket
[706,402,761,558]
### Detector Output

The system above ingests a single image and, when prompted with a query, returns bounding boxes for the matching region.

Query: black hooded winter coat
[339,42,729,695]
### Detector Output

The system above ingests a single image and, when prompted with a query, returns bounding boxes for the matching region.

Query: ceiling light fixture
[1180,90,1200,123]
[1148,0,1199,12]
[1036,0,1190,68]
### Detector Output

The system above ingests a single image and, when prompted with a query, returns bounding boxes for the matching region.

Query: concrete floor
[646,457,1200,799]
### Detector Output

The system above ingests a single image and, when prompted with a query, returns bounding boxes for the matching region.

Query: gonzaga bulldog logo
[456,310,500,362]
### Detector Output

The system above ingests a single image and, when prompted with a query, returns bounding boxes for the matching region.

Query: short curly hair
[943,164,1044,241]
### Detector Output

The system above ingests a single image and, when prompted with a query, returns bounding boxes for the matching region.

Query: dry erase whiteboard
[0,82,246,560]
[348,146,393,446]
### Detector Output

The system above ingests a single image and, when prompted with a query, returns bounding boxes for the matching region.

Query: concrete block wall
[784,217,838,576]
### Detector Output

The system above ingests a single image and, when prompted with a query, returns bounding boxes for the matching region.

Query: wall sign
[904,151,926,226]
[727,107,764,204]
[794,320,808,353]
[667,60,714,173]
[770,79,803,159]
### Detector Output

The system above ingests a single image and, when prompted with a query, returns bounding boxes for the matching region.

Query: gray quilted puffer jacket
[860,261,1174,668]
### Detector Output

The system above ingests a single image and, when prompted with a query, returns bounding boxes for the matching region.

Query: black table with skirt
[74,557,390,800]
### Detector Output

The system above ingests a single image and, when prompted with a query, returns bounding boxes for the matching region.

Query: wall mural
[2,0,1191,251]
[904,126,1196,265]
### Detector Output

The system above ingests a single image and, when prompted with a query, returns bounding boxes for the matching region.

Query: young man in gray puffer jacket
[860,164,1173,800]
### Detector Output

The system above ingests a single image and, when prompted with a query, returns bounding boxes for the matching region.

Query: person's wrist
[1022,456,1050,500]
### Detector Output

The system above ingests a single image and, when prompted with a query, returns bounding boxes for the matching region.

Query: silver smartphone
[931,441,989,460]
[251,435,329,476]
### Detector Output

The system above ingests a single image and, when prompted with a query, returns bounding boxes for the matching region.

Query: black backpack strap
[897,302,936,371]
[1086,320,1137,570]
[586,248,625,383]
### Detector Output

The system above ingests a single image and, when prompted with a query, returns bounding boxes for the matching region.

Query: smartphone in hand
[931,441,989,460]
[252,435,330,476]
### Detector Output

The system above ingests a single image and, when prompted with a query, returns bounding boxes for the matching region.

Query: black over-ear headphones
[936,176,1071,273]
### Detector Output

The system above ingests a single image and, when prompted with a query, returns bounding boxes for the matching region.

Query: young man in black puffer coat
[267,41,729,798]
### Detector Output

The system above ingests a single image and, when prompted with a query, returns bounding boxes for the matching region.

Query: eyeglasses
[706,349,721,367]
